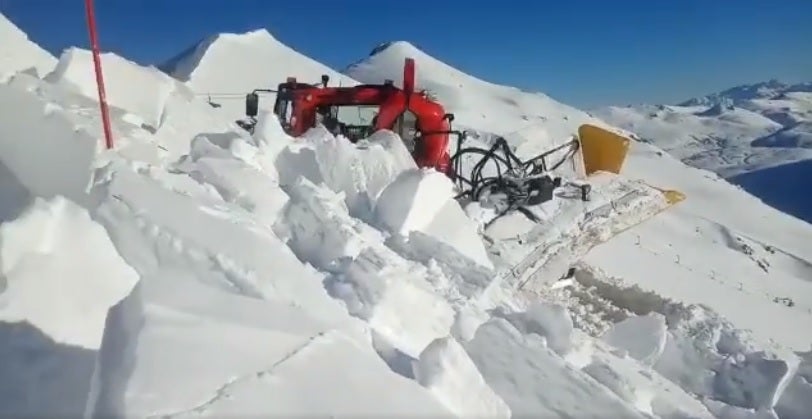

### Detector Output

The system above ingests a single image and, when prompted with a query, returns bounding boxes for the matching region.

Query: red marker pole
[84,0,114,149]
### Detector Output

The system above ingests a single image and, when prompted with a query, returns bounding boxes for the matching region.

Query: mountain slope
[3,18,812,418]
[344,41,612,156]
[680,79,812,107]
[161,29,358,121]
[594,81,812,223]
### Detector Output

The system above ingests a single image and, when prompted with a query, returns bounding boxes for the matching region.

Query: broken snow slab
[329,245,456,359]
[375,168,494,271]
[275,126,417,219]
[414,336,511,418]
[279,177,456,359]
[582,337,716,418]
[0,196,139,418]
[601,312,668,367]
[89,270,452,418]
[464,318,649,418]
[484,172,672,293]
[91,166,346,323]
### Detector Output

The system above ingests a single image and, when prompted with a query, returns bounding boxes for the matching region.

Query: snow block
[331,246,456,359]
[501,302,575,355]
[89,268,446,417]
[413,336,511,418]
[0,196,139,348]
[464,318,649,418]
[775,349,812,419]
[652,306,801,411]
[45,48,175,130]
[583,339,715,419]
[602,313,667,366]
[289,126,417,218]
[177,137,289,227]
[281,176,385,269]
[0,196,139,417]
[92,168,346,323]
[375,168,493,270]
[0,74,97,206]
[0,13,56,80]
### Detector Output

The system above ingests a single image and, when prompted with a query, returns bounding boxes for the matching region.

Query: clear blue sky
[1,0,810,108]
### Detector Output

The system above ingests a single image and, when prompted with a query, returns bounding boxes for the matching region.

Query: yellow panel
[655,188,687,205]
[578,124,631,176]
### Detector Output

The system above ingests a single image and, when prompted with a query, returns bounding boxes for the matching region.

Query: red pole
[84,0,114,149]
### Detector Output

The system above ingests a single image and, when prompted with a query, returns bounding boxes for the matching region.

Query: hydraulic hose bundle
[448,134,582,221]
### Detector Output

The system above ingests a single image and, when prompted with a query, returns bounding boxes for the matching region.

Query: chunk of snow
[0,197,138,418]
[0,196,139,348]
[91,168,346,323]
[330,246,456,359]
[45,48,175,130]
[375,168,454,235]
[375,168,493,270]
[500,302,574,355]
[277,126,416,218]
[0,13,57,79]
[413,336,511,418]
[601,312,667,366]
[0,74,98,205]
[464,318,649,418]
[281,176,384,269]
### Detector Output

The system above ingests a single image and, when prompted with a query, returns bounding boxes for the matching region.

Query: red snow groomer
[238,58,684,222]
[242,58,454,175]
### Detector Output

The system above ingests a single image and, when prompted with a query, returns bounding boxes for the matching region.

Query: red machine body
[261,58,452,174]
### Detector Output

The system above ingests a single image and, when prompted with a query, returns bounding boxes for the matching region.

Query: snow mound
[0,13,56,79]
[161,29,358,121]
[414,336,511,418]
[345,40,610,157]
[0,196,138,418]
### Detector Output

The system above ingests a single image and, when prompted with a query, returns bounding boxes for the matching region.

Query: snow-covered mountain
[594,81,812,224]
[345,41,613,156]
[680,79,812,108]
[2,14,812,419]
[161,29,358,121]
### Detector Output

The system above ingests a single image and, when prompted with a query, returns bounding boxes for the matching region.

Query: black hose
[449,135,580,208]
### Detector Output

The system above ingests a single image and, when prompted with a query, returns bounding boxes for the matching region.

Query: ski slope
[594,82,812,224]
[2,15,812,419]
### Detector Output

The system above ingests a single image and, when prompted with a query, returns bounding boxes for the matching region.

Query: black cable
[446,134,582,224]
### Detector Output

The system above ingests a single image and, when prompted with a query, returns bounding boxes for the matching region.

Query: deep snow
[2,13,812,419]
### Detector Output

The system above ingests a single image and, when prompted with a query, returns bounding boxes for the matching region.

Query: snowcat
[238,58,685,291]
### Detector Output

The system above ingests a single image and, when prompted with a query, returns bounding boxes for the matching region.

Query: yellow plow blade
[577,123,685,206]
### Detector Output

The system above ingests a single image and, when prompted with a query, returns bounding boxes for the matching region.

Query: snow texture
[2,12,811,418]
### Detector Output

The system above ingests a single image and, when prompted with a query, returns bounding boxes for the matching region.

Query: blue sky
[1,0,810,108]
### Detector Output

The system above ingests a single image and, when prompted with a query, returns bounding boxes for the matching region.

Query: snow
[601,312,667,366]
[345,41,616,157]
[414,336,511,418]
[2,12,812,418]
[161,29,359,121]
[593,81,812,223]
[0,14,56,80]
